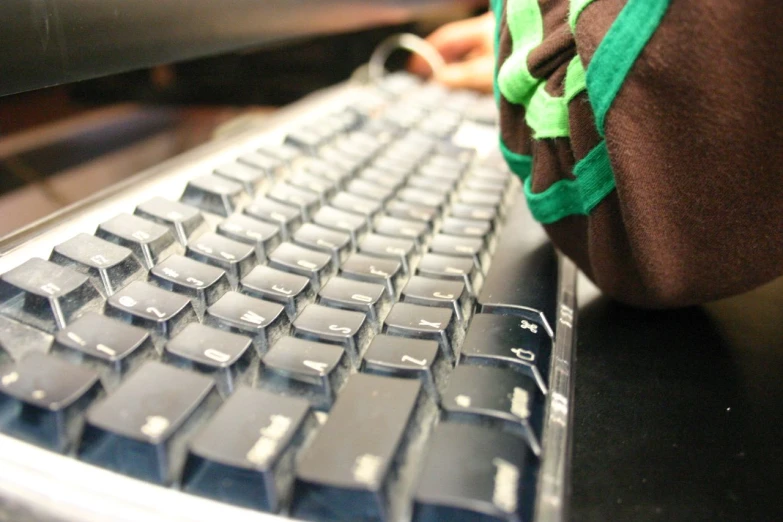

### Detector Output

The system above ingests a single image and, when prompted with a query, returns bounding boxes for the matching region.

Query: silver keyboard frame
[0,80,577,522]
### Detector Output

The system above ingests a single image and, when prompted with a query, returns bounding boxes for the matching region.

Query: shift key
[292,373,423,521]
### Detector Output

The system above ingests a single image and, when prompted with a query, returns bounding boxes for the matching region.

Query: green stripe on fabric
[587,0,670,134]
[568,0,596,32]
[499,138,533,180]
[527,85,569,138]
[497,0,543,106]
[523,141,614,224]
[564,56,586,104]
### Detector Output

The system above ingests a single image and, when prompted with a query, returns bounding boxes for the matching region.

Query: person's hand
[408,12,495,93]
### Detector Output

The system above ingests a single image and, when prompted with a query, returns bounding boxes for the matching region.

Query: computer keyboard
[0,72,576,522]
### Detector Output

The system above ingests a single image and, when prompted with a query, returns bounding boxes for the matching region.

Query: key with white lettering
[330,191,383,222]
[260,336,350,409]
[401,276,472,323]
[268,183,321,221]
[291,374,423,521]
[165,323,254,397]
[292,223,351,268]
[357,167,406,192]
[214,162,268,196]
[268,242,333,291]
[455,190,503,213]
[96,213,182,269]
[383,302,458,361]
[439,216,493,242]
[240,266,313,320]
[361,334,442,398]
[312,205,368,247]
[413,423,531,522]
[186,232,257,286]
[206,291,289,353]
[50,233,144,296]
[286,170,337,204]
[406,174,457,194]
[318,277,387,324]
[217,214,281,260]
[460,314,551,393]
[53,312,153,389]
[243,197,302,240]
[149,254,230,314]
[441,365,541,454]
[180,174,246,217]
[447,202,498,225]
[396,187,449,211]
[416,253,483,297]
[373,215,429,247]
[238,151,286,177]
[359,233,416,274]
[429,234,488,274]
[79,362,220,485]
[106,280,197,341]
[385,199,438,225]
[291,303,370,364]
[135,197,208,245]
[346,178,395,202]
[182,388,315,512]
[297,157,351,186]
[0,258,103,333]
[0,352,103,453]
[339,253,403,299]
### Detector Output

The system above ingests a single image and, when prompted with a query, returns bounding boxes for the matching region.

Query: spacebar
[478,195,558,337]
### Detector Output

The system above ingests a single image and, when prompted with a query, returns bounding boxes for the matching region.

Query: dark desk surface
[571,276,783,521]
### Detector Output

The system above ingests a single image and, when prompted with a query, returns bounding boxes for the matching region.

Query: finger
[433,56,495,93]
[408,13,494,76]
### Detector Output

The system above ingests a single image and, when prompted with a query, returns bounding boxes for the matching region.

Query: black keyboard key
[373,215,429,246]
[330,191,383,220]
[312,206,367,246]
[0,258,103,333]
[417,164,462,184]
[346,178,395,202]
[135,197,208,245]
[286,170,337,203]
[292,223,351,268]
[53,312,153,388]
[318,277,386,323]
[413,423,531,522]
[359,233,416,274]
[214,162,268,196]
[268,183,321,220]
[297,157,351,186]
[186,232,256,285]
[477,198,557,336]
[462,177,507,196]
[292,373,423,521]
[256,143,301,165]
[291,303,369,364]
[96,213,182,269]
[165,323,254,397]
[180,174,245,217]
[244,196,302,239]
[361,334,442,396]
[358,167,406,191]
[150,254,230,312]
[206,291,289,352]
[448,202,498,223]
[239,151,286,176]
[106,280,196,340]
[268,242,333,290]
[217,214,281,259]
[406,175,456,194]
[79,362,220,484]
[261,337,349,409]
[320,145,364,174]
[50,233,144,296]
[401,276,471,323]
[456,190,503,210]
[417,253,482,297]
[429,234,487,273]
[386,199,438,225]
[240,265,313,320]
[397,187,448,210]
[0,352,103,452]
[383,302,457,361]
[339,253,403,298]
[441,365,541,453]
[460,314,551,393]
[0,315,53,362]
[440,216,493,240]
[183,388,315,512]
[285,127,323,151]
